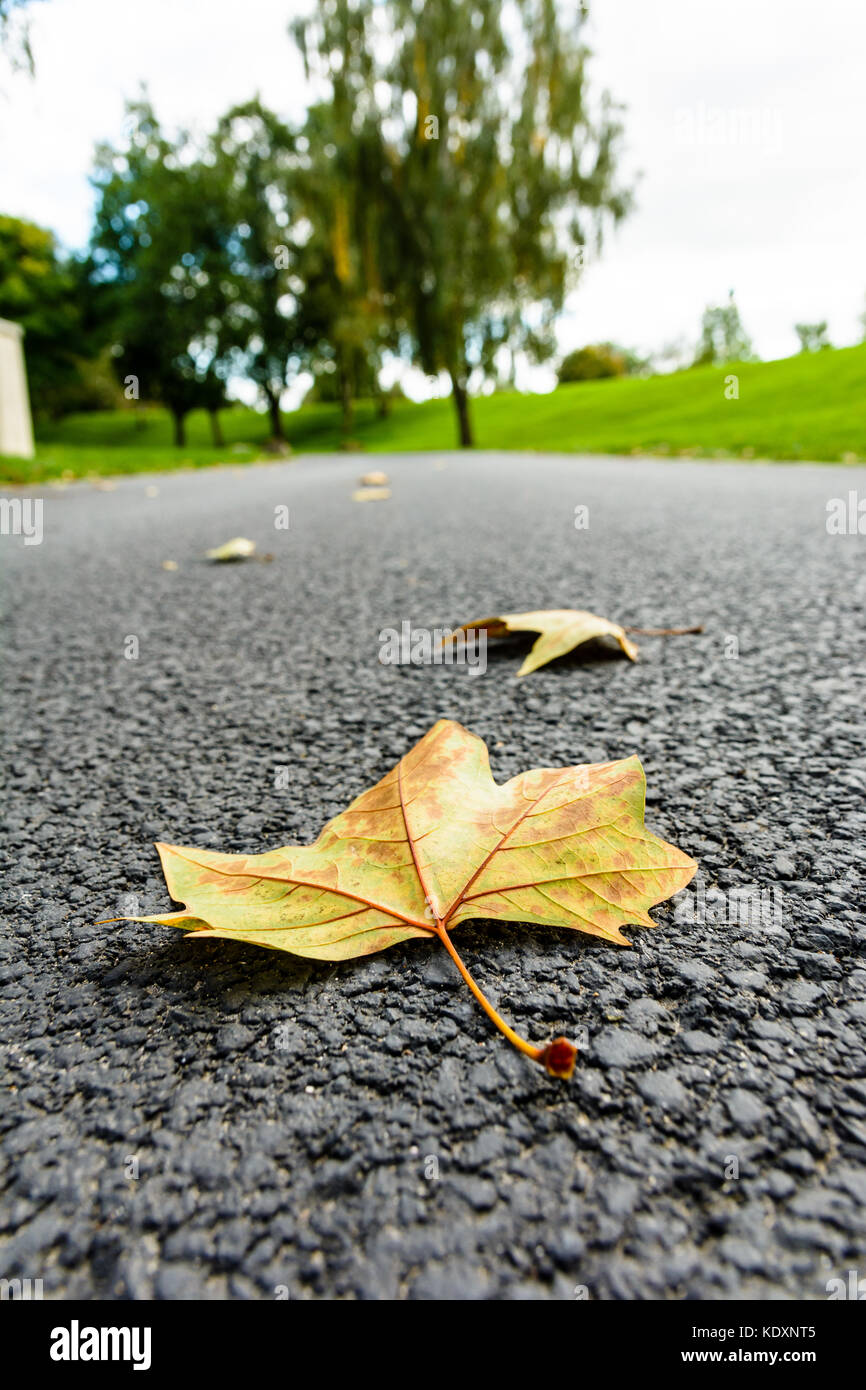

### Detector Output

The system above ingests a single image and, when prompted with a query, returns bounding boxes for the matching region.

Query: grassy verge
[2,344,864,484]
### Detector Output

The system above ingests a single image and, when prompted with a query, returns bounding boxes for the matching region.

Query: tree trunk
[448,370,473,448]
[376,388,390,420]
[172,409,187,448]
[208,408,224,447]
[340,369,354,438]
[266,388,284,441]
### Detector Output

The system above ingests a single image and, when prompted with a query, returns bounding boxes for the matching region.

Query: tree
[794,321,830,353]
[693,291,754,366]
[290,19,398,438]
[211,101,300,444]
[293,0,631,447]
[90,100,237,446]
[0,0,43,76]
[0,215,92,419]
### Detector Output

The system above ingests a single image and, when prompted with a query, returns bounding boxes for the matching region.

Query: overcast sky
[1,0,863,395]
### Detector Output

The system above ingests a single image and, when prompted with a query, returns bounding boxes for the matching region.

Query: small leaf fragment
[205,537,257,562]
[352,486,391,502]
[360,470,389,486]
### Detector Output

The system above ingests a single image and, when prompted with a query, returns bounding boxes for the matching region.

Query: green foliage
[0,214,97,418]
[693,292,754,366]
[558,343,626,382]
[794,321,831,353]
[37,346,123,416]
[210,101,301,438]
[90,99,247,443]
[289,23,396,435]
[558,342,652,383]
[306,360,397,405]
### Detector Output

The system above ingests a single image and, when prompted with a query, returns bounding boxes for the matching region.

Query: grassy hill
[3,343,864,483]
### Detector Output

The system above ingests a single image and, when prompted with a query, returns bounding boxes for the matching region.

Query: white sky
[1,0,864,400]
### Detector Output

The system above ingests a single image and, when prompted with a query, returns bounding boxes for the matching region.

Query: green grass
[3,344,864,484]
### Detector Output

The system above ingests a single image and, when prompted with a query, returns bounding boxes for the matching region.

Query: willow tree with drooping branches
[293,0,632,446]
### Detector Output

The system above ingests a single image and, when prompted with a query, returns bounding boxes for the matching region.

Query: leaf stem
[435,921,542,1061]
[434,921,577,1078]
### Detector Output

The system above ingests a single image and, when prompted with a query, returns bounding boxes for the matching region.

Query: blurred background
[0,0,864,477]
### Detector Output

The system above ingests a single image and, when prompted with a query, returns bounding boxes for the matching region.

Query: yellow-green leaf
[447,609,639,675]
[205,536,257,561]
[116,719,696,1076]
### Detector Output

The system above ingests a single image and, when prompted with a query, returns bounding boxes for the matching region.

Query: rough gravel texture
[2,452,865,1301]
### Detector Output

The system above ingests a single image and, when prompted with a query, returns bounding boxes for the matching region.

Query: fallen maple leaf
[111,719,696,1077]
[445,609,703,675]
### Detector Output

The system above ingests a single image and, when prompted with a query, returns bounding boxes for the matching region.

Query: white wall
[0,319,35,459]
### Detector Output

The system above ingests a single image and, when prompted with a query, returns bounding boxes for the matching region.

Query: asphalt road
[2,451,865,1301]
